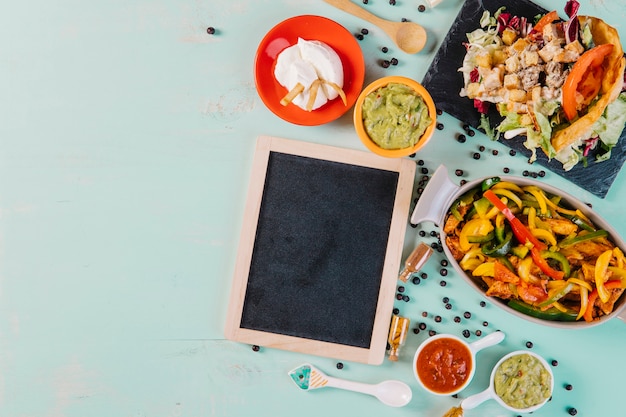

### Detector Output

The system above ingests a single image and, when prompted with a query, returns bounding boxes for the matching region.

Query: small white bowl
[413,331,505,396]
[461,350,554,413]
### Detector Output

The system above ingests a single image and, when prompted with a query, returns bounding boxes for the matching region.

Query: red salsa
[416,337,473,394]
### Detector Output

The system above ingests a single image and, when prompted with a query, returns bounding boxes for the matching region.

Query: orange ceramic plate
[254,15,365,126]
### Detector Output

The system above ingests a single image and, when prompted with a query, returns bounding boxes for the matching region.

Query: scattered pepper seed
[440,269,448,277]
[472,152,481,160]
[509,149,517,156]
[396,293,403,300]
[207,26,216,35]
[455,169,464,176]
[421,167,429,174]
[523,170,530,177]
[462,329,470,338]
[403,295,410,302]
[568,408,578,416]
[412,276,421,285]
[381,46,388,53]
[442,297,449,303]
[467,130,475,137]
[389,0,396,5]
[419,322,427,330]
[478,145,485,152]
[420,272,428,279]
[252,345,260,352]
[434,315,442,323]
[503,167,510,173]
[492,149,499,155]
[460,179,467,186]
[418,4,426,12]
[565,384,573,391]
[551,359,558,366]
[440,280,447,286]
[454,316,461,323]
[482,321,488,326]
[457,134,467,143]
[422,311,428,318]
[441,259,449,267]
[445,303,452,310]
[463,311,471,319]
[361,28,369,35]
[336,362,344,369]
[538,170,546,177]
[526,341,534,348]
[381,59,390,68]
[429,330,437,336]
[475,330,482,336]
[479,301,486,307]
[393,308,400,314]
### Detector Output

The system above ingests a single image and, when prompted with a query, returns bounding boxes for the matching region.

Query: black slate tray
[422,0,626,198]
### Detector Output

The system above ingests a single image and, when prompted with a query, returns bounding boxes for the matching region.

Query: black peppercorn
[417,159,425,166]
[503,167,510,173]
[509,149,516,156]
[436,122,444,130]
[473,152,481,160]
[361,28,369,35]
[482,321,488,326]
[389,0,396,5]
[207,27,216,35]
[421,167,429,174]
[455,169,463,176]
[336,362,344,369]
[356,33,364,40]
[363,0,368,3]
[475,330,482,336]
[454,316,461,323]
[393,308,400,314]
[418,4,426,12]
[420,272,428,279]
[526,341,534,348]
[381,59,390,68]
[457,134,466,143]
[396,293,403,300]
[440,269,448,277]
[412,276,421,285]
[440,280,447,286]
[551,359,558,366]
[381,46,388,53]
[565,384,573,391]
[422,311,428,318]
[523,170,530,177]
[492,149,499,155]
[568,408,577,416]
[467,130,475,137]
[442,297,449,303]
[418,322,427,330]
[391,57,398,65]
[538,170,546,177]
[462,329,470,338]
[441,259,449,267]
[252,345,260,352]
[435,315,442,323]
[429,330,437,336]
[445,303,452,310]
[463,311,471,319]
[479,301,486,307]
[478,145,485,152]
[403,295,410,302]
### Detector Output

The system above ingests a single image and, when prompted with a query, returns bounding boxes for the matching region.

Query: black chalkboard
[225,136,416,364]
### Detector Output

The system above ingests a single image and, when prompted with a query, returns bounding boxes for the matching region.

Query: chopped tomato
[531,10,560,34]
[562,44,615,121]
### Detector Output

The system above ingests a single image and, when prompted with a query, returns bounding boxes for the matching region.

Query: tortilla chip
[552,16,625,153]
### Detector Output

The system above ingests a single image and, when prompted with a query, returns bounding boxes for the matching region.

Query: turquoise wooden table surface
[2,0,626,416]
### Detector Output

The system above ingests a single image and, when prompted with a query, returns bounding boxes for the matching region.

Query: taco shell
[552,16,625,153]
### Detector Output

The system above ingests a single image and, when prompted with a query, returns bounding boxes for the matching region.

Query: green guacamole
[361,82,432,150]
[494,354,552,410]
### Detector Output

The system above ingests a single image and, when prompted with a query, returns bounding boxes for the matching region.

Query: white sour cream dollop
[274,38,344,111]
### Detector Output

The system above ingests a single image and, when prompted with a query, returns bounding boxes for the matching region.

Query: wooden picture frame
[224,135,416,364]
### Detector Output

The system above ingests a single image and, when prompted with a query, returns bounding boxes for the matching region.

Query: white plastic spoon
[288,363,412,407]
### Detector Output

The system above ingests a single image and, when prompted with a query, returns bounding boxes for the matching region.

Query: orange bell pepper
[562,44,614,121]
[583,279,624,322]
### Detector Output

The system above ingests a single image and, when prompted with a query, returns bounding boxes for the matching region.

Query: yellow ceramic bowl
[353,76,437,158]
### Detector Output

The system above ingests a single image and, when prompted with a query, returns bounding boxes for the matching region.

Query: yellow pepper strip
[527,206,537,229]
[567,277,593,292]
[544,197,576,217]
[460,247,486,271]
[575,209,592,224]
[517,257,533,283]
[531,228,557,247]
[595,250,614,303]
[577,285,589,320]
[613,247,625,269]
[492,188,523,210]
[523,186,548,215]
[459,218,494,252]
[551,301,569,313]
[472,262,495,277]
[492,181,524,193]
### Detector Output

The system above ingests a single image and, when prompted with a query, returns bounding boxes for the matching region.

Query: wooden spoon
[324,0,427,54]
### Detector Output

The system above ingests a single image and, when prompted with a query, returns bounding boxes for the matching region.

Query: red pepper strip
[532,10,560,33]
[483,190,546,250]
[583,279,624,322]
[530,248,565,280]
[483,190,565,279]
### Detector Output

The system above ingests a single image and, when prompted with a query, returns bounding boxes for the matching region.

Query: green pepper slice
[508,299,578,321]
[560,229,609,247]
[540,250,571,278]
[467,231,495,243]
[482,230,513,257]
[560,212,596,232]
[481,177,501,191]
